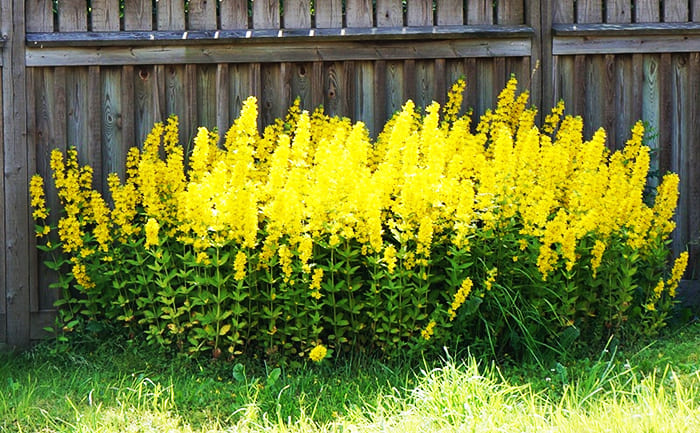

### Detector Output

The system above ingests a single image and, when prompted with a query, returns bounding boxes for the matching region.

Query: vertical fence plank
[641,55,661,183]
[694,0,700,21]
[58,0,88,31]
[468,0,494,119]
[346,0,373,27]
[437,0,463,25]
[254,0,280,29]
[26,0,54,32]
[350,61,373,136]
[197,65,217,129]
[228,64,253,123]
[377,0,403,27]
[688,53,700,277]
[576,0,603,23]
[553,0,574,23]
[606,0,632,23]
[157,0,186,30]
[284,0,311,28]
[635,0,660,22]
[124,0,153,31]
[408,0,433,26]
[66,67,89,162]
[216,64,230,143]
[101,67,126,189]
[670,54,689,258]
[87,66,103,189]
[220,0,249,29]
[323,62,348,118]
[497,0,524,24]
[3,0,30,346]
[467,0,493,24]
[290,62,314,110]
[188,0,218,30]
[25,67,38,316]
[664,0,689,22]
[316,0,343,28]
[133,66,160,147]
[91,0,120,31]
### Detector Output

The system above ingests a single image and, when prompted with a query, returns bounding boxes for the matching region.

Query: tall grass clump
[30,77,688,364]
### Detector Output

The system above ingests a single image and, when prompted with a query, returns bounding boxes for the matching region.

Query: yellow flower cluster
[29,175,48,220]
[308,344,327,362]
[448,277,473,321]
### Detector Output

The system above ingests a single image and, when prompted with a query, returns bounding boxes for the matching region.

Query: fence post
[2,0,30,347]
[535,0,552,116]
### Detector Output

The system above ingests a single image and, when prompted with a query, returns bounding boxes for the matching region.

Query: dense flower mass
[30,78,688,363]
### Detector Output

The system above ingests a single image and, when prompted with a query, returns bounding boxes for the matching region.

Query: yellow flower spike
[421,321,436,340]
[448,277,473,321]
[29,174,49,220]
[233,251,247,281]
[383,245,398,275]
[590,240,606,278]
[309,344,327,362]
[144,218,160,249]
[666,252,689,298]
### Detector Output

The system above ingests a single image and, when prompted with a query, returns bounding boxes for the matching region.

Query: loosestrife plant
[30,78,688,364]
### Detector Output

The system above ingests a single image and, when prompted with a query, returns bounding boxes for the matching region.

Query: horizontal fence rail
[1,0,698,346]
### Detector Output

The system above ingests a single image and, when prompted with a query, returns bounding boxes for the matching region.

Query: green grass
[2,322,700,432]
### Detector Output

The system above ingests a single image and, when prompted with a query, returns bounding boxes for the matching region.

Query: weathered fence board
[2,0,699,346]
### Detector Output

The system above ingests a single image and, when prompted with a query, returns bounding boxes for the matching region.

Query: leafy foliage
[30,77,687,364]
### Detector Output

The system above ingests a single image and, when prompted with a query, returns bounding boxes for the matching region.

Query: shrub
[30,78,688,364]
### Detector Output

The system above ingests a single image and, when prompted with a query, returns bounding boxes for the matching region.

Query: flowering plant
[31,78,687,363]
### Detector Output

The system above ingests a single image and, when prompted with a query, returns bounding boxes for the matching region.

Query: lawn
[1,321,699,432]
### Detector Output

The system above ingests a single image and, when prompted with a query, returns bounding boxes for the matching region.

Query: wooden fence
[1,0,698,347]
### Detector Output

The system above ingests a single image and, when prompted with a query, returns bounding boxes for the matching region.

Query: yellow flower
[383,245,397,274]
[484,267,497,291]
[666,252,688,298]
[421,321,436,340]
[448,277,473,321]
[144,218,160,249]
[29,175,48,220]
[233,251,247,281]
[309,344,327,362]
[590,240,606,278]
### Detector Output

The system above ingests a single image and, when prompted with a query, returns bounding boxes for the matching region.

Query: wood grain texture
[188,0,218,31]
[436,0,463,25]
[606,0,632,23]
[59,0,88,31]
[124,0,153,31]
[552,0,574,24]
[90,0,120,31]
[157,0,186,30]
[315,0,343,28]
[635,0,661,23]
[688,53,700,277]
[664,0,689,23]
[284,0,311,28]
[2,0,31,346]
[407,0,433,26]
[467,0,493,24]
[497,0,524,25]
[254,0,280,29]
[346,0,373,27]
[377,0,404,27]
[26,0,54,32]
[220,0,249,29]
[576,0,603,23]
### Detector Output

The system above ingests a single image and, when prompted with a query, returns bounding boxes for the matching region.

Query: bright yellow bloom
[448,277,473,321]
[309,344,327,362]
[666,252,688,298]
[29,175,48,220]
[233,251,247,281]
[590,240,606,278]
[144,218,160,249]
[421,320,436,340]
